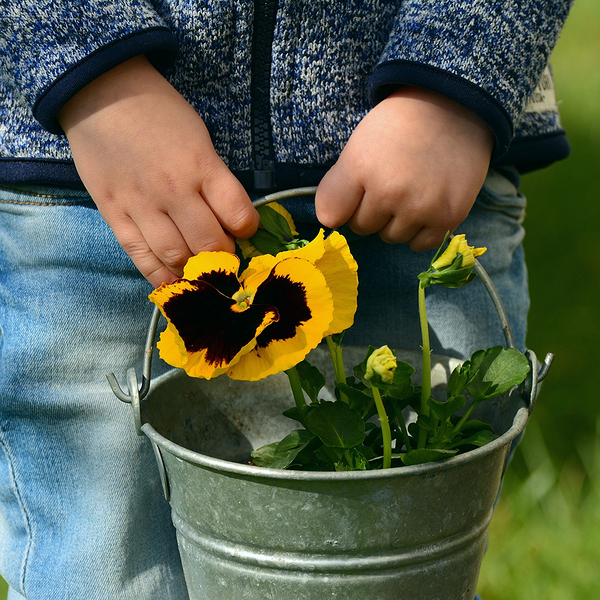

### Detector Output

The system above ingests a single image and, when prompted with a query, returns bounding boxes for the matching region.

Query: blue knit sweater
[0,0,573,191]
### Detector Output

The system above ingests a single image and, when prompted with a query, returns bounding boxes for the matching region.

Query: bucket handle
[107,186,553,413]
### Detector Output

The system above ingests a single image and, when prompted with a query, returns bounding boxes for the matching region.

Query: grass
[477,1,600,597]
[1,2,597,599]
[478,423,600,599]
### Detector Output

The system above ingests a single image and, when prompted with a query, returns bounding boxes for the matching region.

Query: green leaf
[250,442,282,468]
[467,347,530,401]
[251,430,312,470]
[295,359,326,403]
[306,401,366,449]
[447,362,471,398]
[362,354,415,393]
[282,407,304,423]
[407,421,421,439]
[335,382,373,417]
[335,448,370,471]
[356,444,378,460]
[248,229,288,256]
[415,413,434,432]
[276,429,312,453]
[357,346,377,377]
[401,448,458,466]
[313,445,343,468]
[427,395,466,422]
[390,360,416,387]
[452,429,498,450]
[329,331,345,345]
[459,419,493,434]
[257,204,295,240]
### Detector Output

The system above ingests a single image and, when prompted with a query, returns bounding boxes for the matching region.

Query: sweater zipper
[250,0,278,191]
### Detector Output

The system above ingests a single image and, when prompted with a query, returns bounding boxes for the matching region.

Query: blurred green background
[477,1,600,597]
[1,2,597,598]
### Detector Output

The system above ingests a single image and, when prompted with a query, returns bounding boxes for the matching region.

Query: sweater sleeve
[368,0,573,159]
[0,0,179,134]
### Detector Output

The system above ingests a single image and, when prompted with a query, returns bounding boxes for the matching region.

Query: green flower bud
[432,234,486,270]
[419,234,486,289]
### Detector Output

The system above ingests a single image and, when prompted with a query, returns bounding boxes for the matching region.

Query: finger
[407,226,451,252]
[109,216,183,287]
[198,160,259,240]
[136,211,198,276]
[344,188,399,237]
[376,206,427,244]
[163,192,238,257]
[315,162,364,229]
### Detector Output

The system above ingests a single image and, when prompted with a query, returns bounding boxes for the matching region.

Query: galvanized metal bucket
[109,188,553,600]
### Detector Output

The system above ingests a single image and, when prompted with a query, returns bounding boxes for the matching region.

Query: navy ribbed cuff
[369,60,513,160]
[33,28,179,134]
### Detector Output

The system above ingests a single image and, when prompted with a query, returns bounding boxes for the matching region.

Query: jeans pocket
[476,166,527,222]
[0,184,91,209]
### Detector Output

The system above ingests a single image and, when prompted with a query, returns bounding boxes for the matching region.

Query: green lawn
[1,2,597,598]
[478,1,600,597]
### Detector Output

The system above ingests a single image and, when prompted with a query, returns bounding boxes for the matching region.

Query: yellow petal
[270,228,328,263]
[182,251,240,281]
[227,257,334,381]
[238,252,279,293]
[156,322,189,369]
[241,230,357,337]
[316,231,358,336]
[149,279,198,315]
[365,345,397,383]
[432,235,465,270]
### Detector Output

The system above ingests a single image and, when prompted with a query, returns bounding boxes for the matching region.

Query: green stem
[286,367,307,424]
[372,386,392,469]
[392,404,412,452]
[418,283,432,449]
[453,398,481,435]
[326,336,348,403]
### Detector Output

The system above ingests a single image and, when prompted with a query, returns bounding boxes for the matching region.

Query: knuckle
[226,204,259,237]
[119,237,152,259]
[160,246,191,269]
[145,265,176,288]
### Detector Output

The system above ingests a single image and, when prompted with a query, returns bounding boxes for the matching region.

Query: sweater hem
[0,159,331,194]
[497,130,571,173]
[0,158,84,188]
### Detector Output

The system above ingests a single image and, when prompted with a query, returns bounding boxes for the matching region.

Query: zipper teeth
[250,0,278,187]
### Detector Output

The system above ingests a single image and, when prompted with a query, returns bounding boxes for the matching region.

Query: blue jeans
[0,186,187,599]
[0,167,527,599]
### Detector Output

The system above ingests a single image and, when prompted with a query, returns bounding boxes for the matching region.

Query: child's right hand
[58,55,259,288]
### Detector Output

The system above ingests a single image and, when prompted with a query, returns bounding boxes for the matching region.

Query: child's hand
[315,86,494,251]
[59,55,259,287]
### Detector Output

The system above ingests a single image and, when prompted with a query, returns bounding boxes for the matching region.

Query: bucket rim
[141,402,529,482]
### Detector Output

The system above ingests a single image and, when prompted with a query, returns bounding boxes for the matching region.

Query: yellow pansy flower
[149,231,358,381]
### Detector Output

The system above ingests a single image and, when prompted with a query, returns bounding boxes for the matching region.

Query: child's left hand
[315,86,495,251]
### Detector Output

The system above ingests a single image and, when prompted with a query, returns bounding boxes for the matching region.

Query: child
[0,2,572,598]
